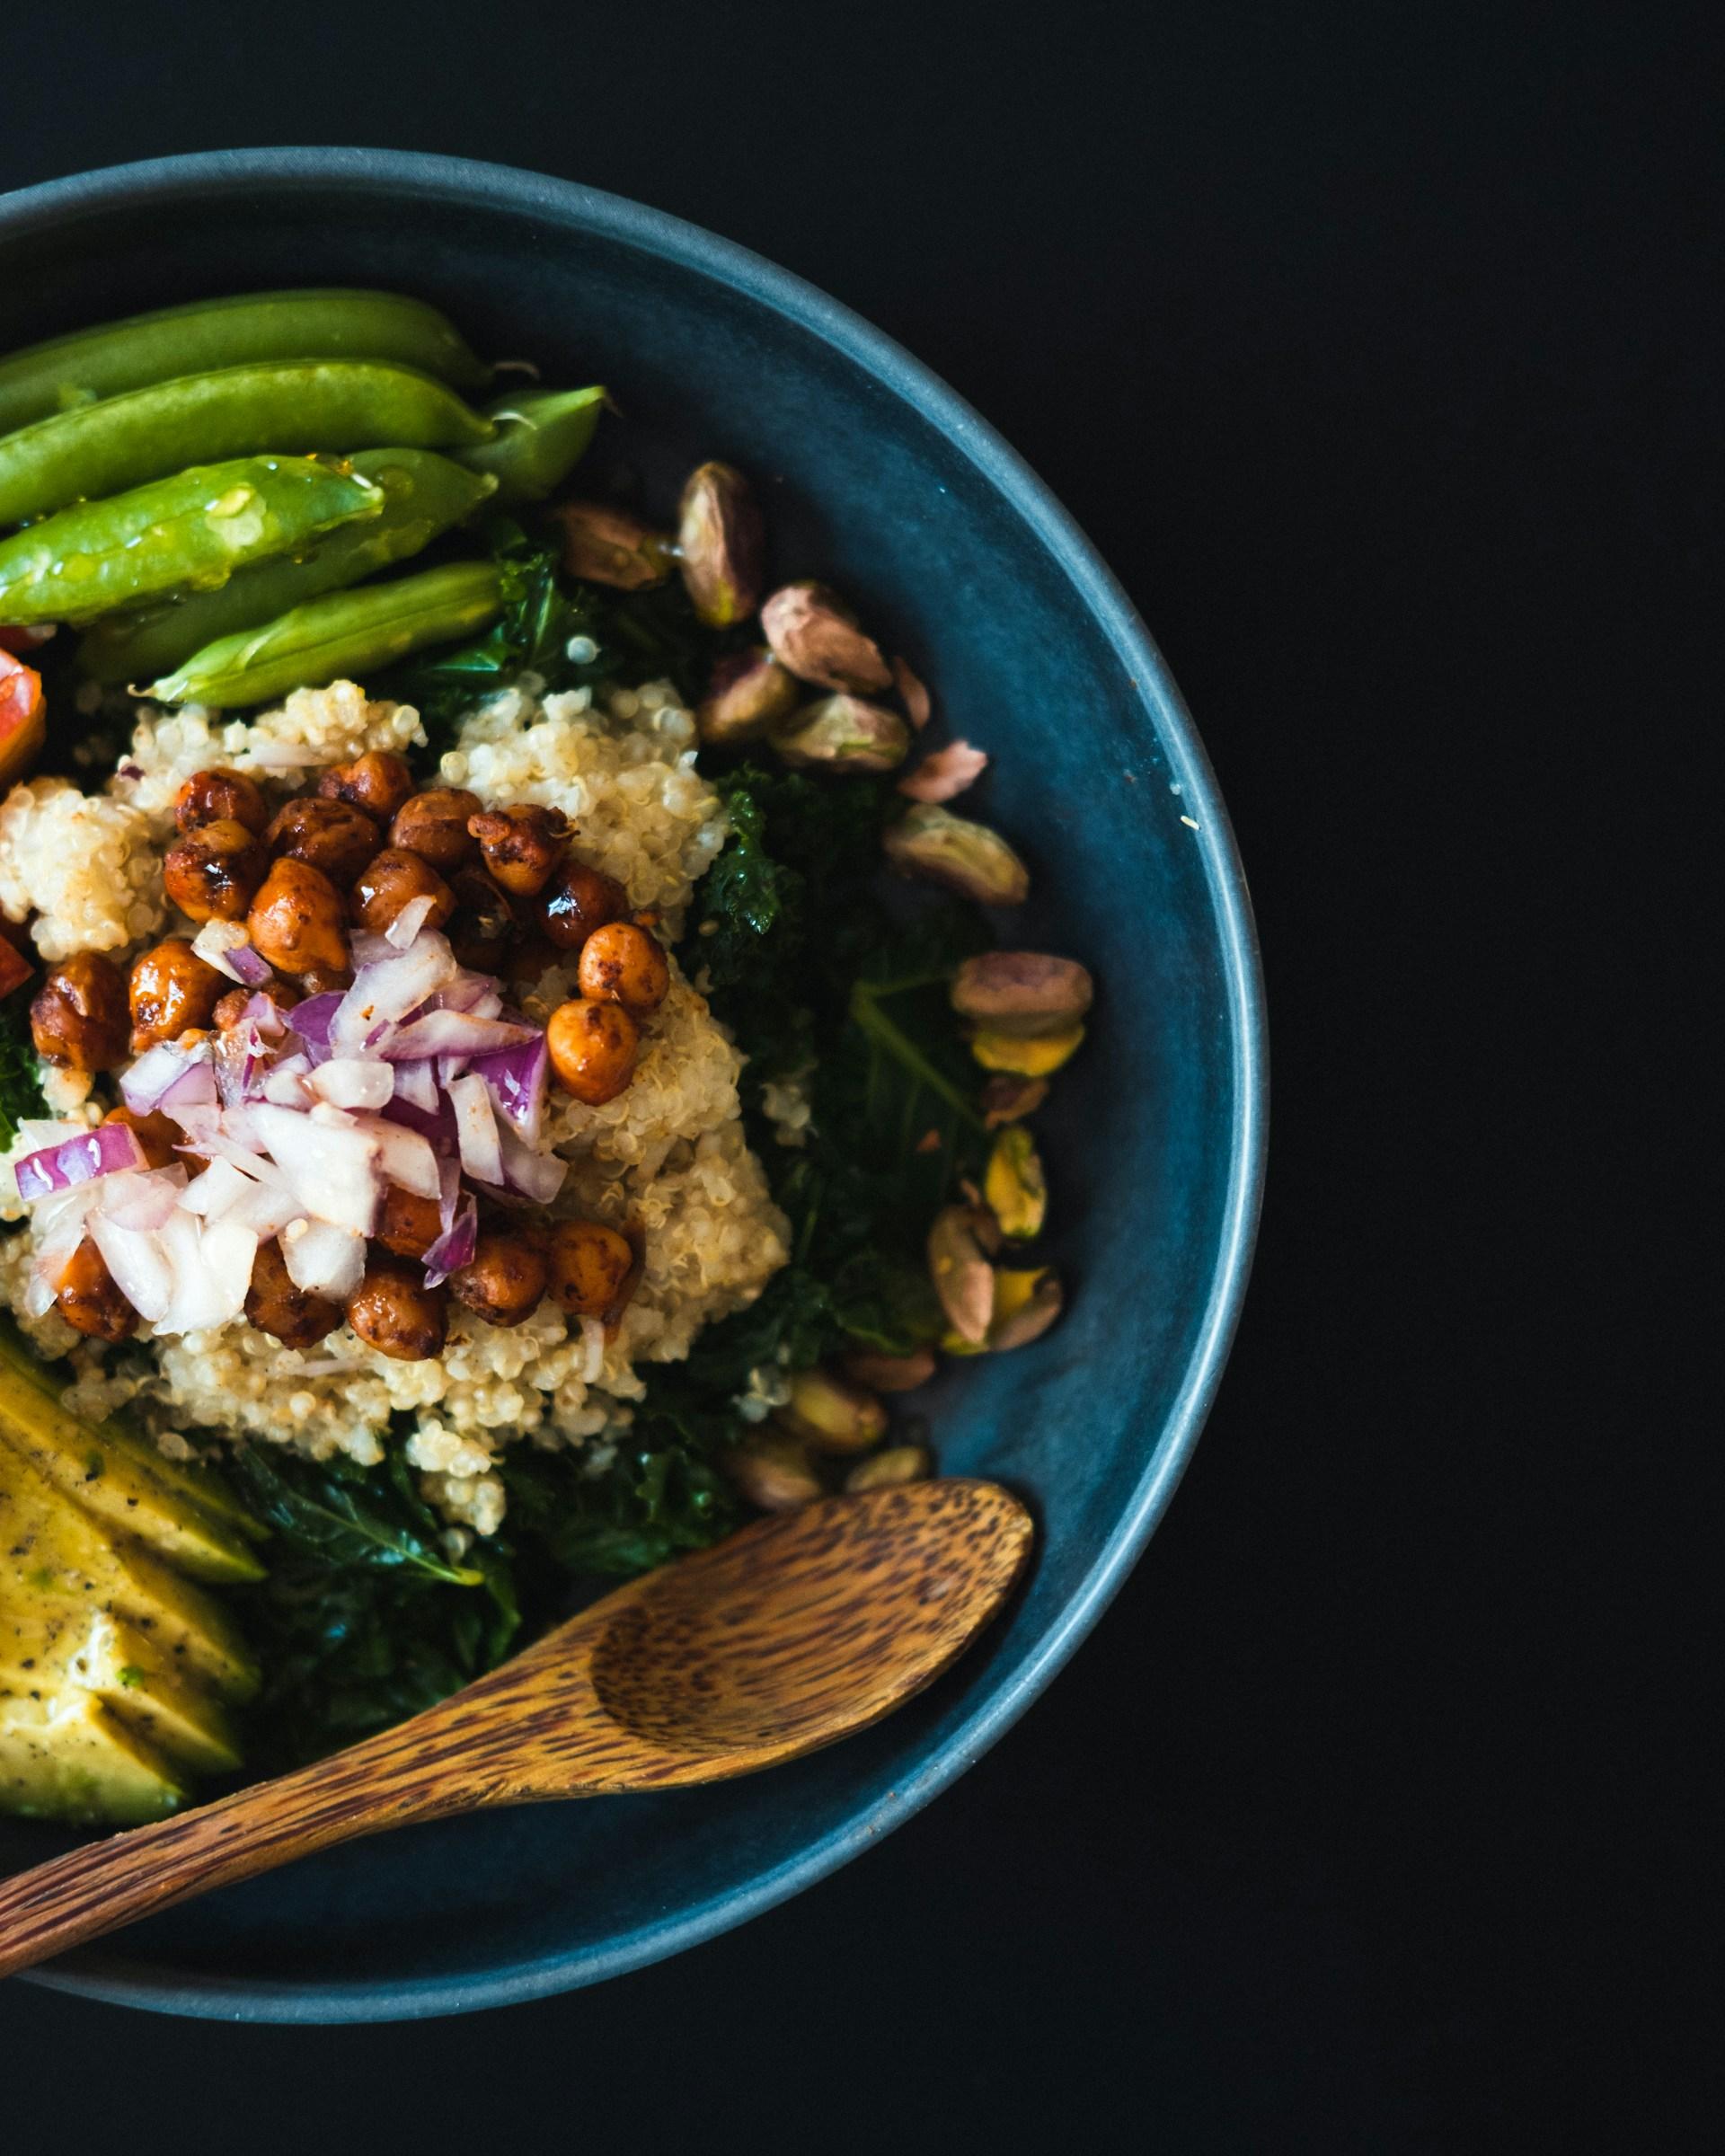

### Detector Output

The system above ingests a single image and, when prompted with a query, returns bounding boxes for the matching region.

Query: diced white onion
[243,1103,381,1234]
[280,1217,367,1300]
[385,895,437,950]
[447,1073,504,1187]
[89,1216,174,1324]
[349,1114,440,1199]
[309,1058,395,1111]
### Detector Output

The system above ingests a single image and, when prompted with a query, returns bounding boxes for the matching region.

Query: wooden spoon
[0,1479,1031,1979]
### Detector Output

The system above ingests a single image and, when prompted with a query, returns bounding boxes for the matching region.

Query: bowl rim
[0,146,1268,2024]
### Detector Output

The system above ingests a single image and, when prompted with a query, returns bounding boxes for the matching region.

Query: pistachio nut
[882,804,1030,905]
[890,653,932,729]
[549,499,675,589]
[696,646,801,747]
[779,1366,889,1455]
[927,1203,995,1344]
[844,1444,933,1494]
[980,1073,1050,1127]
[989,1267,1064,1350]
[984,1126,1048,1241]
[760,580,892,693]
[723,1430,825,1512]
[970,1023,1085,1077]
[772,694,910,774]
[842,1346,938,1392]
[951,951,1093,1038]
[677,461,765,628]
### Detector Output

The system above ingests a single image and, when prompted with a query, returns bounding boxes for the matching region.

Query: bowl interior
[0,153,1262,2019]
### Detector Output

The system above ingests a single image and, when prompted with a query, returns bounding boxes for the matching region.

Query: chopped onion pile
[12,924,567,1336]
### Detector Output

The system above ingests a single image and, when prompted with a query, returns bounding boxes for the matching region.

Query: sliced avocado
[0,1446,260,1702]
[0,1319,266,1580]
[0,1689,187,1825]
[0,1604,242,1776]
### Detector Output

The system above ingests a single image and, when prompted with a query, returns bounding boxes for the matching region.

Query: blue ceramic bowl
[0,149,1265,2021]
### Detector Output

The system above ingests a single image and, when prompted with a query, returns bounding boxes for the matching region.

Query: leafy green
[0,996,46,1150]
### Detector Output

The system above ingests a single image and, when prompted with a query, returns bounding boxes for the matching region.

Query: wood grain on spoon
[0,1480,1031,1979]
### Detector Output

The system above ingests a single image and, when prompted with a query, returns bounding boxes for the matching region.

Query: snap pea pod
[0,359,496,528]
[0,289,490,436]
[75,449,499,685]
[455,384,608,505]
[146,561,503,710]
[0,456,385,627]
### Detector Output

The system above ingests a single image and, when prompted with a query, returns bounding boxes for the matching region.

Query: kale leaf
[0,996,46,1151]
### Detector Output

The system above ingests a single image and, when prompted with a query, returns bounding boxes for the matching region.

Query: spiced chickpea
[350,848,456,938]
[173,766,269,836]
[102,1105,181,1171]
[577,921,670,1017]
[451,1233,549,1329]
[265,796,382,888]
[536,858,626,950]
[162,817,270,923]
[466,804,571,897]
[346,1252,447,1361]
[447,865,518,972]
[243,1240,342,1351]
[545,996,640,1105]
[545,1219,635,1319]
[246,858,349,978]
[30,952,128,1071]
[56,1239,137,1344]
[128,938,226,1052]
[387,787,481,871]
[376,1185,443,1259]
[318,750,414,822]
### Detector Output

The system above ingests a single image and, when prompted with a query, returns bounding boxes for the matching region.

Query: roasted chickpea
[318,750,414,822]
[30,952,128,1071]
[536,858,626,950]
[347,1251,448,1361]
[102,1105,181,1171]
[163,817,270,923]
[212,981,299,1032]
[350,848,456,938]
[545,1219,635,1319]
[503,932,558,986]
[545,996,640,1105]
[243,1239,343,1350]
[56,1239,137,1344]
[376,1185,444,1259]
[447,865,518,972]
[264,795,382,888]
[577,921,670,1017]
[173,766,269,836]
[387,787,481,871]
[451,1232,549,1328]
[246,858,349,978]
[466,804,571,897]
[128,938,226,1052]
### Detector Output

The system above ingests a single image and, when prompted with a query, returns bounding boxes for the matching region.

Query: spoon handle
[0,1720,480,1980]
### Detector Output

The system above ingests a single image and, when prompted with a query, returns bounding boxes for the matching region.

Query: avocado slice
[0,1689,187,1825]
[0,1319,266,1581]
[0,1444,260,1702]
[0,1604,243,1777]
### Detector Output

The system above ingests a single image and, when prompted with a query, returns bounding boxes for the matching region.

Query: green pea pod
[146,561,504,710]
[0,288,490,436]
[0,456,385,627]
[76,449,500,685]
[454,384,608,505]
[0,360,496,528]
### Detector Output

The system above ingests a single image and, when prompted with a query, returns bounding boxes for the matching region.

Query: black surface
[0,3,1709,2147]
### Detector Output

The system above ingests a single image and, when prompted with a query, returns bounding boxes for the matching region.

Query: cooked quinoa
[0,678,789,1533]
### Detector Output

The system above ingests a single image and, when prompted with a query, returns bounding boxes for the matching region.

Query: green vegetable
[0,359,495,529]
[0,997,47,1149]
[455,385,607,505]
[75,449,499,685]
[0,287,491,437]
[0,455,385,627]
[145,561,503,710]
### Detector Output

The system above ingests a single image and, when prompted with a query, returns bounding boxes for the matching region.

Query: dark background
[0,3,1710,2147]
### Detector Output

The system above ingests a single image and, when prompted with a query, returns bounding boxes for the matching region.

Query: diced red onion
[280,1218,366,1300]
[190,920,272,986]
[89,1215,174,1324]
[385,895,437,950]
[349,1114,440,1199]
[447,1073,504,1187]
[332,933,458,1056]
[437,1153,461,1234]
[153,1211,258,1335]
[14,1121,146,1200]
[96,1166,188,1232]
[261,1065,314,1109]
[495,1121,568,1203]
[422,1195,477,1287]
[121,1038,213,1115]
[243,1103,381,1234]
[392,1059,438,1114]
[288,993,342,1057]
[379,1092,456,1146]
[161,1057,219,1113]
[471,1036,549,1144]
[382,1011,537,1063]
[309,1057,394,1112]
[419,975,503,1019]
